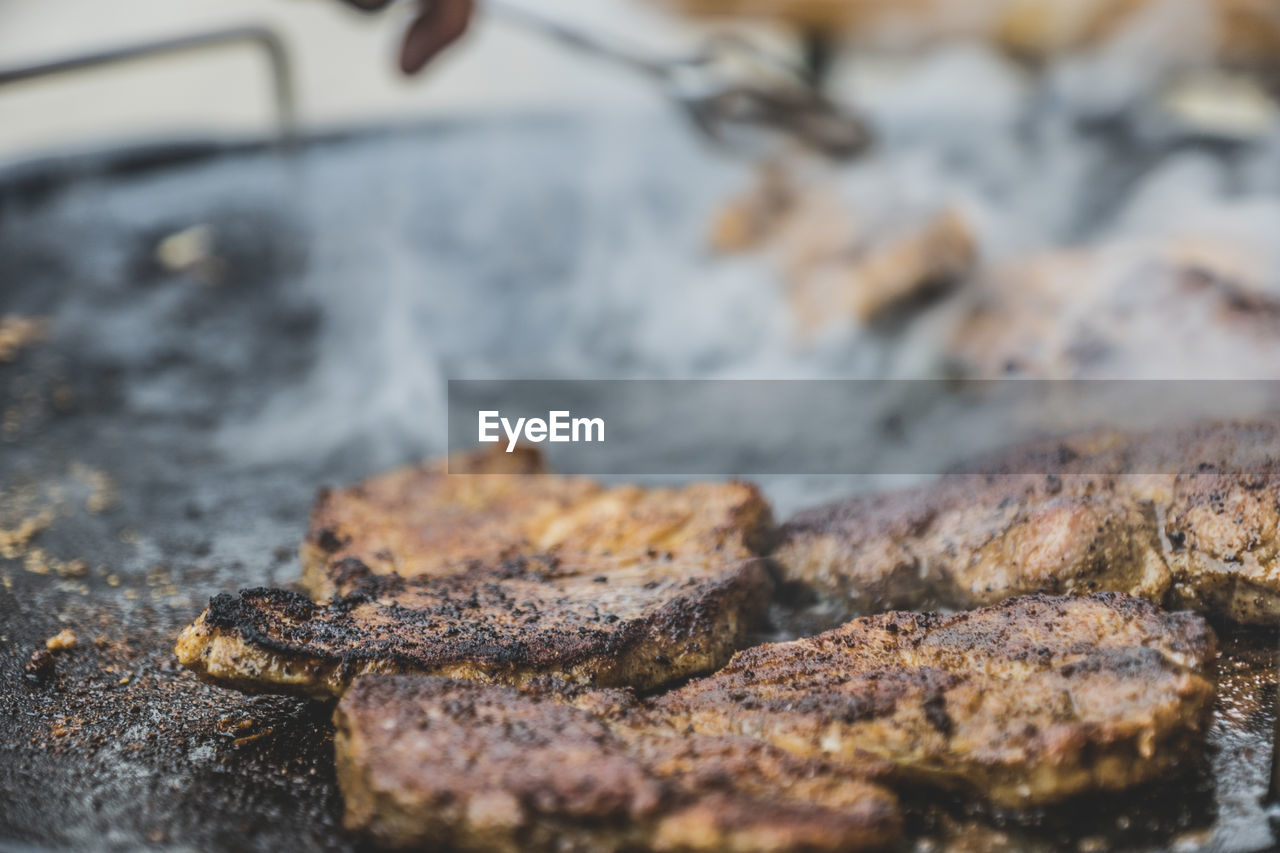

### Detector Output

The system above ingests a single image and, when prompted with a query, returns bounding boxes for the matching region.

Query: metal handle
[0,26,297,150]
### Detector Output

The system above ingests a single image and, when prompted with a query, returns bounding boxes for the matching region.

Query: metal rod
[0,26,297,150]
[799,29,835,91]
[388,0,872,159]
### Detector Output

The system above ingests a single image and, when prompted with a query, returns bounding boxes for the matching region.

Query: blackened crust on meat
[176,555,774,699]
[333,675,902,853]
[652,593,1217,808]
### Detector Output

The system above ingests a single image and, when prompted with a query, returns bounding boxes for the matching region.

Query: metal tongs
[401,0,874,159]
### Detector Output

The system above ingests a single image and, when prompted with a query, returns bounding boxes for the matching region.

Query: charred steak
[180,446,777,698]
[334,675,902,853]
[774,472,1170,617]
[776,421,1280,624]
[302,445,772,600]
[330,593,1213,851]
[176,554,773,699]
[651,593,1216,808]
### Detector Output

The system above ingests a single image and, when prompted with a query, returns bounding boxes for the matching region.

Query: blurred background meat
[650,0,1280,66]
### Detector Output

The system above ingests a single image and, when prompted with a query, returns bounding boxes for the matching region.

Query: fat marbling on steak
[775,421,1280,625]
[301,445,773,600]
[334,676,901,853]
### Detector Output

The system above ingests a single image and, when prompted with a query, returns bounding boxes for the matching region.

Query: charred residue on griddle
[1,590,348,849]
[24,647,54,681]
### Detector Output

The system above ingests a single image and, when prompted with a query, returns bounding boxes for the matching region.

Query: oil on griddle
[1,112,1280,851]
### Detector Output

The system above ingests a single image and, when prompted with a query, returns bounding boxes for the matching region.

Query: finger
[399,0,475,74]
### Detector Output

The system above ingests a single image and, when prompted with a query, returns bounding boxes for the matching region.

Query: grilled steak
[302,446,772,600]
[775,472,1171,617]
[299,445,593,600]
[334,675,902,853]
[652,593,1217,808]
[176,554,773,699]
[776,421,1280,624]
[652,0,1280,67]
[948,245,1280,380]
[182,449,776,698]
[993,422,1280,624]
[331,594,1212,850]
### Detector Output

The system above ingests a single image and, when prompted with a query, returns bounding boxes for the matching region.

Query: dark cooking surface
[0,119,1278,851]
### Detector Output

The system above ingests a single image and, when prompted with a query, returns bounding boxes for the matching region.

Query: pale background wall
[0,0,741,161]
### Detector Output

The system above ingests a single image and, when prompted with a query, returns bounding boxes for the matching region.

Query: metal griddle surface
[0,119,1277,852]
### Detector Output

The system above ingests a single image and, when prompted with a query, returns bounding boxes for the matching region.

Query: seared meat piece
[652,593,1217,808]
[332,594,1212,850]
[300,446,596,599]
[984,422,1280,624]
[334,675,901,853]
[948,245,1280,380]
[176,554,773,700]
[775,472,1171,616]
[182,448,775,698]
[708,164,976,334]
[1166,468,1280,623]
[787,208,975,332]
[651,0,1280,67]
[303,445,772,600]
[777,421,1280,624]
